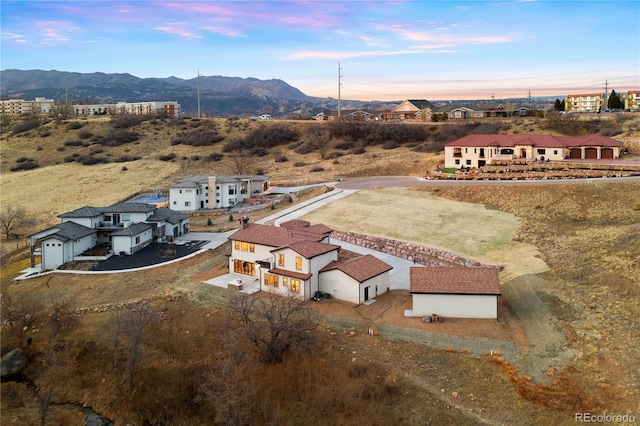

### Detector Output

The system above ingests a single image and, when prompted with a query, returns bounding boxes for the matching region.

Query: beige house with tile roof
[228,218,393,303]
[444,134,624,168]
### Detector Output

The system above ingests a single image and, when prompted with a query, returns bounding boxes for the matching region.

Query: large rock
[1,348,27,378]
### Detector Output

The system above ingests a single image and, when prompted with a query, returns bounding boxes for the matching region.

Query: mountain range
[0,69,400,117]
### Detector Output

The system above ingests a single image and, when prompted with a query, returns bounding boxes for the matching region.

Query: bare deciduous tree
[0,206,34,239]
[228,291,318,364]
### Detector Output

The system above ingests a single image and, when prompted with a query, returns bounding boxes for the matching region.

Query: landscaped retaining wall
[331,231,500,269]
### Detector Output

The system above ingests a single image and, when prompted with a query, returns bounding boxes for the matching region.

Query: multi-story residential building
[565,93,603,112]
[169,174,270,211]
[74,101,181,117]
[228,218,393,303]
[1,97,55,115]
[625,90,640,111]
[29,202,190,271]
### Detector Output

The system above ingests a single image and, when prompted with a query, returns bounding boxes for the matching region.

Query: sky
[1,0,639,101]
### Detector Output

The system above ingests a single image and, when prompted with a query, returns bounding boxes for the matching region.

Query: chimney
[238,216,250,229]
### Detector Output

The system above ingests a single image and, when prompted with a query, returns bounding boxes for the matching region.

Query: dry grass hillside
[1,113,639,424]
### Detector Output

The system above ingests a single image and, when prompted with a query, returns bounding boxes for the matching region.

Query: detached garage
[410,267,501,319]
[319,254,393,304]
[111,223,153,255]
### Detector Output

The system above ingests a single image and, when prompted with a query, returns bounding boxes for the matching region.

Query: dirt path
[502,274,574,383]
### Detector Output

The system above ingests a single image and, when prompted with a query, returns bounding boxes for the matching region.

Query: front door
[364,286,369,302]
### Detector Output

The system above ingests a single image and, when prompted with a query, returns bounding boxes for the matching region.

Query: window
[537,149,546,155]
[135,236,140,244]
[249,243,255,253]
[264,274,279,287]
[453,148,462,157]
[290,279,301,293]
[179,189,182,194]
[466,159,471,165]
[185,201,191,207]
[282,277,288,287]
[234,260,255,276]
[241,242,248,251]
[229,186,236,195]
[295,257,302,270]
[554,150,558,155]
[186,189,192,193]
[121,214,130,221]
[278,253,285,266]
[455,159,460,165]
[234,241,240,250]
[173,201,177,205]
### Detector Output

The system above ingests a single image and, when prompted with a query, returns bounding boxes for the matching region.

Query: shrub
[111,114,142,129]
[205,153,224,162]
[12,117,43,135]
[350,146,366,155]
[333,140,355,150]
[171,127,224,146]
[114,155,142,163]
[190,155,201,161]
[159,153,176,161]
[39,131,51,138]
[15,156,30,163]
[56,146,66,152]
[97,129,139,147]
[64,140,83,147]
[275,155,288,163]
[10,159,39,171]
[293,161,307,167]
[63,155,76,163]
[310,166,325,172]
[381,141,400,149]
[78,130,93,139]
[77,155,109,165]
[65,122,84,130]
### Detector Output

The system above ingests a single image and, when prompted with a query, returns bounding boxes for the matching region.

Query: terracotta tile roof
[230,223,297,247]
[280,219,310,228]
[445,133,623,149]
[306,223,333,234]
[268,268,312,280]
[273,240,340,258]
[410,267,501,295]
[320,254,393,283]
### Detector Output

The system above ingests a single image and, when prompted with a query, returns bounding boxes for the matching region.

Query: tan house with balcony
[444,134,624,168]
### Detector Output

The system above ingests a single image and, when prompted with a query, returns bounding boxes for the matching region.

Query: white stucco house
[228,218,393,303]
[410,267,501,319]
[444,134,624,168]
[319,254,393,304]
[29,202,190,271]
[169,174,270,211]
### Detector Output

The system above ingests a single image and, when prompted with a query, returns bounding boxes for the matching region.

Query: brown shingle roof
[273,240,340,258]
[320,254,393,283]
[410,267,501,295]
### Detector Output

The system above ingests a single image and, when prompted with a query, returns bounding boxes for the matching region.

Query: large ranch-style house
[228,218,393,304]
[444,134,624,168]
[29,203,190,271]
[169,174,270,211]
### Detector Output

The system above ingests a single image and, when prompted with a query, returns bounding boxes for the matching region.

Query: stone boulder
[1,348,27,378]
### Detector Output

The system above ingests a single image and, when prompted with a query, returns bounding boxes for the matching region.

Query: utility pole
[604,79,609,110]
[528,90,532,107]
[338,62,343,119]
[197,70,201,118]
[491,93,495,101]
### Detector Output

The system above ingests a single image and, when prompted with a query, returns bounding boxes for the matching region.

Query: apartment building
[1,97,55,115]
[565,93,603,112]
[625,90,640,111]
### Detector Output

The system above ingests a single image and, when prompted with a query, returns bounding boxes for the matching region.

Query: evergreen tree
[607,90,623,109]
[553,99,563,111]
